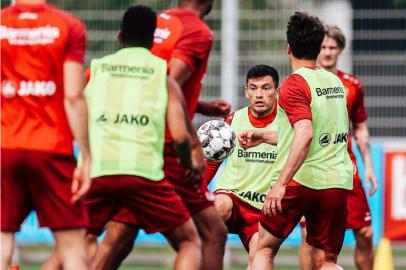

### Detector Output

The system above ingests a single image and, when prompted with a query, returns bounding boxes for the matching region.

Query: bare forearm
[64,96,91,158]
[354,122,373,168]
[262,131,278,146]
[277,121,312,186]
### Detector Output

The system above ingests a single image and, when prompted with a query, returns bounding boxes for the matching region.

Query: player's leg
[299,224,313,270]
[1,232,14,269]
[214,193,234,221]
[124,174,203,269]
[41,248,62,270]
[247,232,259,270]
[29,153,89,270]
[251,224,284,270]
[53,229,88,270]
[347,174,373,270]
[311,247,340,270]
[42,233,96,270]
[353,226,373,270]
[305,188,347,270]
[165,219,202,270]
[164,145,227,270]
[1,150,33,269]
[192,206,228,270]
[91,221,139,270]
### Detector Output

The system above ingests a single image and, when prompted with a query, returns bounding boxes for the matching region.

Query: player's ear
[287,44,292,55]
[244,86,249,99]
[117,31,123,47]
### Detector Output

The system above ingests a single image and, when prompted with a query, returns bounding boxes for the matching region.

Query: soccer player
[204,65,279,269]
[298,25,377,270]
[251,12,354,270]
[1,0,91,269]
[83,5,203,270]
[87,1,229,269]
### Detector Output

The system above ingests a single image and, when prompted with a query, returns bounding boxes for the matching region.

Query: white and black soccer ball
[197,120,236,162]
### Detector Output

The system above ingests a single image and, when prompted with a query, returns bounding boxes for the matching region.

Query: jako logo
[319,133,331,147]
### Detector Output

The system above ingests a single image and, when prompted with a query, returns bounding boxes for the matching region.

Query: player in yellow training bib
[204,65,279,269]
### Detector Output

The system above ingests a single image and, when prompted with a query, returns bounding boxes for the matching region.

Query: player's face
[318,37,342,69]
[245,75,277,117]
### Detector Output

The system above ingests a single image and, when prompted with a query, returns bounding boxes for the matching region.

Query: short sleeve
[64,17,86,64]
[171,29,212,73]
[224,112,235,125]
[278,74,312,126]
[351,84,368,124]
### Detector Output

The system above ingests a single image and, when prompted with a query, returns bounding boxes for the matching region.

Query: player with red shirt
[1,1,91,269]
[81,1,230,270]
[204,65,279,269]
[249,12,353,270]
[298,26,377,270]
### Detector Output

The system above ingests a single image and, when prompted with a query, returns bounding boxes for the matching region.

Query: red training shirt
[1,3,86,155]
[337,70,368,165]
[151,8,213,142]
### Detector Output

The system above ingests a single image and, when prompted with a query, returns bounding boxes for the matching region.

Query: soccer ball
[197,120,236,162]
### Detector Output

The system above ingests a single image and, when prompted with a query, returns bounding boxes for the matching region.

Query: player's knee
[214,195,233,221]
[314,252,338,270]
[207,220,227,246]
[1,236,14,262]
[179,232,202,252]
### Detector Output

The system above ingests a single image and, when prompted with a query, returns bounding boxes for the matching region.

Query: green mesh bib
[216,107,278,209]
[85,47,168,180]
[270,67,353,190]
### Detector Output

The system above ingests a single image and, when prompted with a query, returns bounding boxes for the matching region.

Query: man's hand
[238,130,264,149]
[365,167,378,196]
[71,157,91,203]
[197,99,231,117]
[184,146,206,184]
[263,182,286,216]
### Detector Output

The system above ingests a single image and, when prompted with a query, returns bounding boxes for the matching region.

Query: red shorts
[1,149,88,232]
[163,143,214,214]
[84,175,189,236]
[111,208,139,227]
[260,185,347,255]
[300,172,372,231]
[346,172,371,229]
[215,190,260,251]
[109,144,214,226]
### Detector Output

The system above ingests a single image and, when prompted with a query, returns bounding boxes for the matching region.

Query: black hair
[286,11,325,60]
[120,5,156,48]
[246,65,279,87]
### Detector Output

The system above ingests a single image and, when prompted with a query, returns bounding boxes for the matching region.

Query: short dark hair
[246,65,279,87]
[120,5,156,48]
[325,25,346,50]
[286,12,325,60]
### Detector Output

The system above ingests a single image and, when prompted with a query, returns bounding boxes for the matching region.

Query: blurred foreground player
[252,12,353,270]
[83,5,203,270]
[92,1,229,269]
[1,0,91,269]
[204,65,279,269]
[299,25,377,270]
